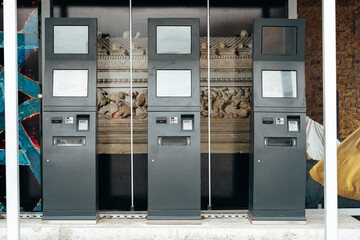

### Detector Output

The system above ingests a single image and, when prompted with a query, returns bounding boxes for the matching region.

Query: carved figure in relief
[199,87,252,119]
[133,91,148,116]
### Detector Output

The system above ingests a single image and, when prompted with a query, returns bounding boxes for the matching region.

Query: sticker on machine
[288,120,299,132]
[276,117,284,125]
[170,117,178,124]
[64,117,74,124]
[78,120,89,131]
[183,120,193,131]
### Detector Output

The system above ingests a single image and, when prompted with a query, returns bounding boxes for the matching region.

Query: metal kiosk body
[249,19,306,223]
[147,18,201,222]
[42,18,98,220]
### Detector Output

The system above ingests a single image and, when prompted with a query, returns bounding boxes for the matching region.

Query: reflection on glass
[156,70,191,97]
[53,70,88,97]
[262,71,297,98]
[157,26,191,54]
[262,27,297,55]
[54,26,89,54]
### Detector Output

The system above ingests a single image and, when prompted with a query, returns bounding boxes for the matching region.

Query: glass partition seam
[207,0,212,209]
[130,0,134,210]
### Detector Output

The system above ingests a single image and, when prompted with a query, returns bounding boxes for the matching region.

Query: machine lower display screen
[156,70,191,97]
[53,70,88,97]
[262,70,297,98]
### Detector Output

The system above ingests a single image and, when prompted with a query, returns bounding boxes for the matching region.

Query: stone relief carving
[97,87,251,120]
[97,88,148,119]
[201,87,251,118]
[96,34,253,153]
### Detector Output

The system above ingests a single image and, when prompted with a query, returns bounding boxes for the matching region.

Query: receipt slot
[147,18,201,221]
[249,19,306,223]
[42,18,98,220]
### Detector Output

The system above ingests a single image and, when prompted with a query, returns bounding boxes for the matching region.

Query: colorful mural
[0,2,41,211]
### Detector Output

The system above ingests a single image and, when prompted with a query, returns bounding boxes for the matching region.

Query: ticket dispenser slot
[53,136,86,147]
[181,114,194,131]
[287,116,300,132]
[264,137,297,147]
[158,136,191,146]
[77,115,90,131]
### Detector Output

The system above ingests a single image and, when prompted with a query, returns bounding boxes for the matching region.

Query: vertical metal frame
[4,0,20,238]
[323,0,338,239]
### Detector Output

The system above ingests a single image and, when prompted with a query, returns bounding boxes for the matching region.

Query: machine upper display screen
[262,71,297,98]
[156,70,191,97]
[262,26,297,55]
[156,26,191,54]
[54,26,89,54]
[53,70,88,97]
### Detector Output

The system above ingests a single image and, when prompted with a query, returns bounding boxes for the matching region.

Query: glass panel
[262,70,297,98]
[156,70,191,97]
[262,27,297,55]
[54,26,89,54]
[53,70,88,97]
[156,26,191,54]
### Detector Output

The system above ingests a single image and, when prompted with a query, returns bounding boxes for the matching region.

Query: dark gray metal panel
[253,61,305,109]
[148,18,200,109]
[251,112,306,211]
[42,111,97,218]
[249,111,306,221]
[253,18,305,62]
[148,106,200,112]
[148,112,201,216]
[43,106,96,112]
[43,60,97,109]
[45,18,97,60]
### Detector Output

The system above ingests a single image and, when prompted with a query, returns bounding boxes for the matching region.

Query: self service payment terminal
[147,18,201,221]
[249,19,306,223]
[42,18,98,220]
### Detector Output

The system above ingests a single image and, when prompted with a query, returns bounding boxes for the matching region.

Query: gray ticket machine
[147,18,201,221]
[249,19,306,223]
[42,18,98,220]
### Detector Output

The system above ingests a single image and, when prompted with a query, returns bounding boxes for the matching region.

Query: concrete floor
[0,214,359,240]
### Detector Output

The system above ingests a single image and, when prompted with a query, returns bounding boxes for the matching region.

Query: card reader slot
[264,137,296,147]
[53,136,86,147]
[158,136,191,146]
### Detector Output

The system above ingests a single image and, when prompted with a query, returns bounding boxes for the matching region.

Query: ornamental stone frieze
[96,34,252,154]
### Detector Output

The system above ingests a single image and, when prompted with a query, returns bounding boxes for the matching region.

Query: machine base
[147,210,201,221]
[42,220,98,225]
[248,210,306,224]
[42,210,98,221]
[147,220,201,225]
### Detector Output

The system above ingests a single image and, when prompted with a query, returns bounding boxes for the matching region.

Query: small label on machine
[78,120,89,131]
[183,119,193,131]
[170,117,178,124]
[276,117,284,125]
[288,120,299,132]
[65,117,74,124]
